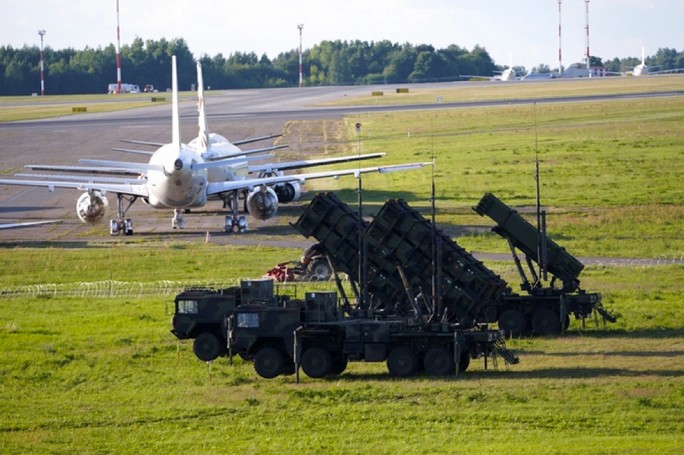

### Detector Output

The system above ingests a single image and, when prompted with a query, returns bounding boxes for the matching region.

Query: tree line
[1,37,683,96]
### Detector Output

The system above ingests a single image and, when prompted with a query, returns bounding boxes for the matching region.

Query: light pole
[38,29,46,96]
[297,24,304,88]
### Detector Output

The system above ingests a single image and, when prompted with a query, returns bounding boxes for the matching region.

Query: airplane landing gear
[222,191,248,233]
[224,215,247,233]
[110,193,137,236]
[172,209,185,229]
[110,219,133,236]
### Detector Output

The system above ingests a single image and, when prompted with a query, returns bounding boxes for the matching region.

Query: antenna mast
[557,0,563,74]
[115,0,123,93]
[584,0,591,74]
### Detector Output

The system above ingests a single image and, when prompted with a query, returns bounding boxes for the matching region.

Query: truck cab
[171,286,240,361]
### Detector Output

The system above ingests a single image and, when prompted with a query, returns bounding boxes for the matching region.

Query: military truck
[473,193,615,336]
[170,280,276,361]
[227,285,515,380]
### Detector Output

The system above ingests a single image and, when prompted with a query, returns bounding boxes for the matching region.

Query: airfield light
[38,29,46,96]
[297,24,304,88]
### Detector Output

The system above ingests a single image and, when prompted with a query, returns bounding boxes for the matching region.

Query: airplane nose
[174,159,183,171]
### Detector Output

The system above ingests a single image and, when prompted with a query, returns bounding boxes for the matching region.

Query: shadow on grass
[321,365,684,383]
[548,327,684,339]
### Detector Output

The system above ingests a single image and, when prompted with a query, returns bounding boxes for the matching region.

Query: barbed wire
[0,278,243,299]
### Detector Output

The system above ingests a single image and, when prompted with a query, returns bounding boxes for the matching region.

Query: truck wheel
[193,332,222,362]
[301,347,333,378]
[281,361,296,376]
[254,347,285,379]
[532,309,561,335]
[387,346,418,377]
[498,309,528,337]
[309,258,331,281]
[331,354,348,375]
[424,347,454,376]
[458,351,470,373]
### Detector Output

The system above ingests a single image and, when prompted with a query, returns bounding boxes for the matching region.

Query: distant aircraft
[0,220,61,230]
[607,48,684,77]
[492,67,518,81]
[0,56,430,236]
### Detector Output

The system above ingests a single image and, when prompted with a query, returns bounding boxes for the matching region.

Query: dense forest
[1,37,683,96]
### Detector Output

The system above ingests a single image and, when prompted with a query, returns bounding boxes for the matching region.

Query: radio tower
[115,0,122,93]
[584,0,591,74]
[557,0,563,75]
[38,29,46,96]
[297,24,304,88]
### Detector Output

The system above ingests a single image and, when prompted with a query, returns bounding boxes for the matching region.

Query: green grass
[0,262,682,453]
[1,80,684,453]
[324,74,684,106]
[308,95,684,259]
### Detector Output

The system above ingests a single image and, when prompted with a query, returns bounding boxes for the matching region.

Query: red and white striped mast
[115,0,122,93]
[38,29,46,96]
[557,0,563,75]
[584,0,591,74]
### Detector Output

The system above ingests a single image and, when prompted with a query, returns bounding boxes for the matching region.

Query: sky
[2,0,683,70]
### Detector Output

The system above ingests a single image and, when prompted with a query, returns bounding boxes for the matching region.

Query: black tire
[309,258,331,281]
[193,332,222,362]
[301,347,333,378]
[281,361,296,376]
[498,309,528,337]
[532,309,562,335]
[424,347,454,376]
[330,354,348,375]
[253,347,285,379]
[458,351,471,373]
[387,346,418,377]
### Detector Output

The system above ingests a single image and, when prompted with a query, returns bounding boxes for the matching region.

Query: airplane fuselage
[191,133,251,184]
[146,144,208,208]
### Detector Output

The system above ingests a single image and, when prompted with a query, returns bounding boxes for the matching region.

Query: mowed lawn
[1,78,683,453]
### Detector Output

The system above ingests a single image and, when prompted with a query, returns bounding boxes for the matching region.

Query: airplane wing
[112,147,155,157]
[120,139,164,148]
[233,134,282,146]
[17,173,147,184]
[25,164,143,176]
[206,161,432,196]
[78,159,163,173]
[204,144,288,162]
[0,220,62,230]
[248,153,385,174]
[0,177,149,198]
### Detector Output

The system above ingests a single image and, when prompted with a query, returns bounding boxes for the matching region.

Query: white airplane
[606,48,684,77]
[492,67,517,81]
[0,56,430,236]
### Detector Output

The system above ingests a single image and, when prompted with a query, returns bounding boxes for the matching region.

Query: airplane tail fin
[171,55,181,150]
[197,62,209,152]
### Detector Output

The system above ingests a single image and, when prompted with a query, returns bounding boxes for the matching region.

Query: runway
[1,81,682,244]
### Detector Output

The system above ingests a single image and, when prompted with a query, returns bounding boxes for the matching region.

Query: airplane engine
[76,191,109,225]
[246,186,278,221]
[256,169,284,179]
[274,181,301,203]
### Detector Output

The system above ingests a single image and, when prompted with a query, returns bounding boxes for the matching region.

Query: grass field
[1,78,683,453]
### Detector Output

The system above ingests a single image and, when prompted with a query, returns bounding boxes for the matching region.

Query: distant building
[562,63,607,78]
